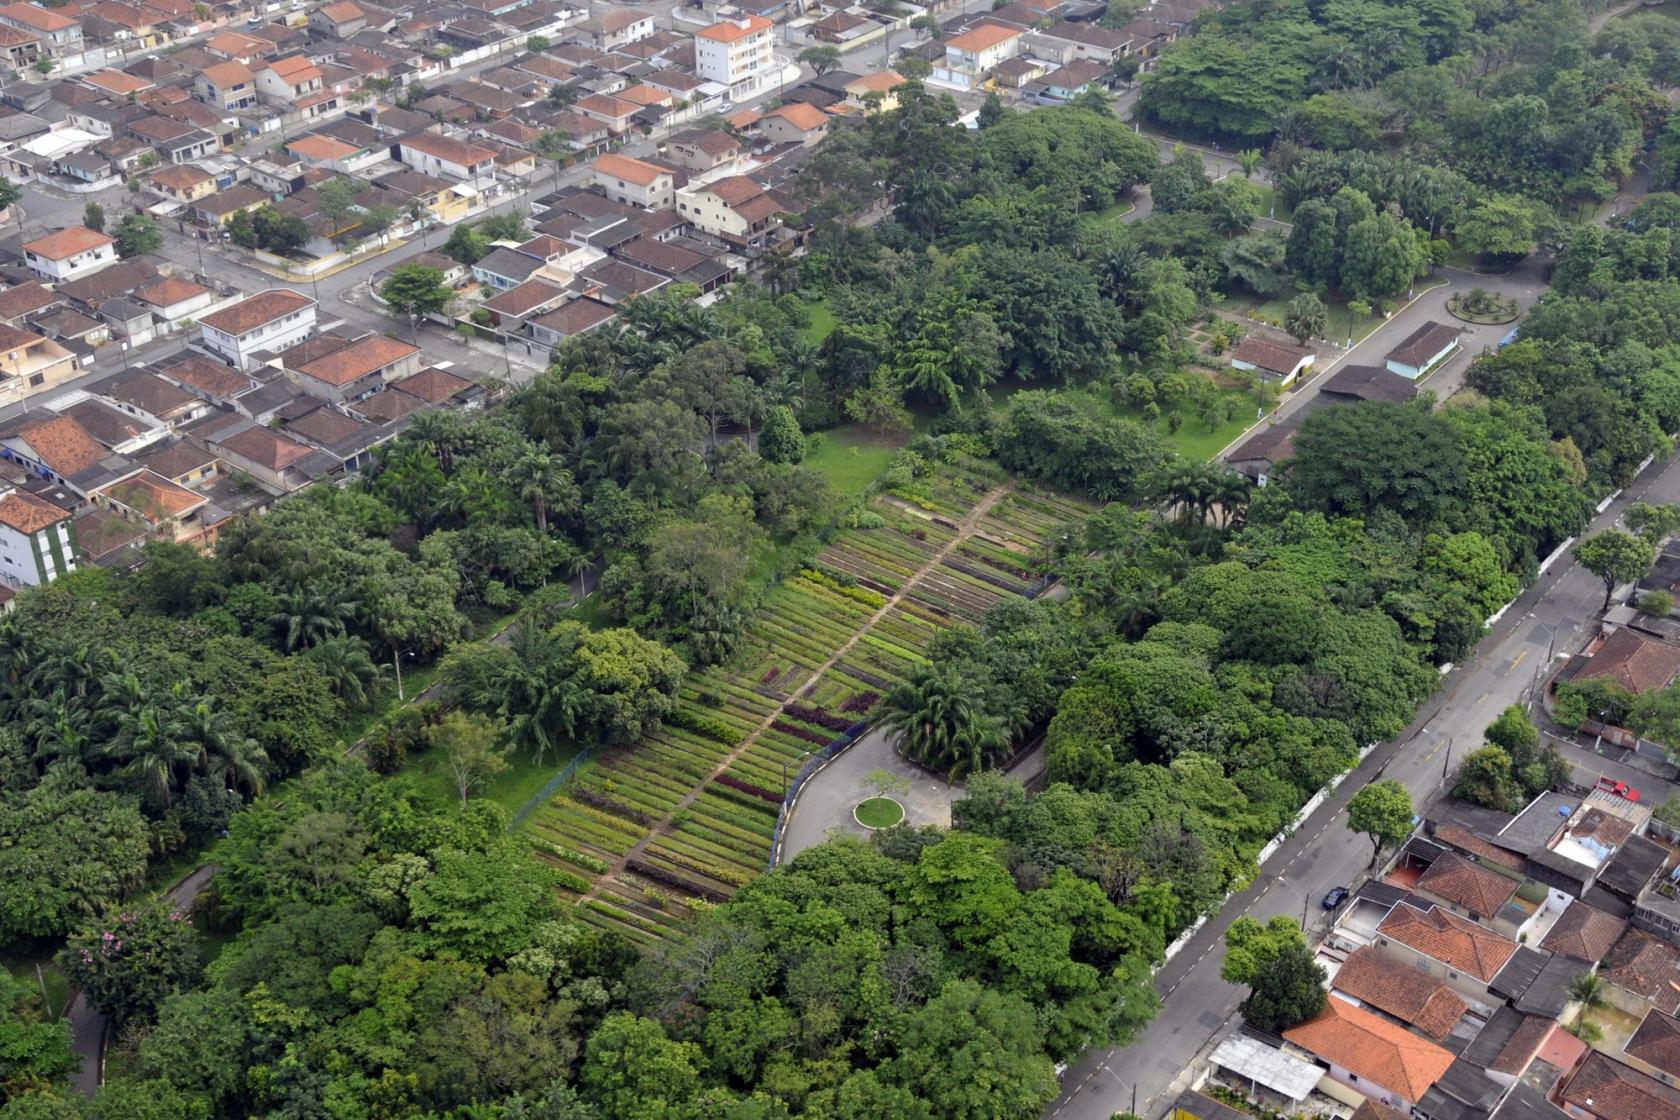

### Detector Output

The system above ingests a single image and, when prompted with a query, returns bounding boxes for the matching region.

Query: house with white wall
[197,289,317,370]
[22,226,115,282]
[0,488,74,587]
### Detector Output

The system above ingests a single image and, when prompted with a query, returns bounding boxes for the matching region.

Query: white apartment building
[695,15,774,99]
[22,226,115,282]
[0,488,75,587]
[198,289,318,370]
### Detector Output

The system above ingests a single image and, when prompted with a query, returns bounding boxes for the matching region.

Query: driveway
[65,864,217,1098]
[779,726,960,859]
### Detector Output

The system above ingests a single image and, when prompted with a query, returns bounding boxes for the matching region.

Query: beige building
[591,153,675,209]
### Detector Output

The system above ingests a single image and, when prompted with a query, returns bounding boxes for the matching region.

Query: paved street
[1048,452,1680,1120]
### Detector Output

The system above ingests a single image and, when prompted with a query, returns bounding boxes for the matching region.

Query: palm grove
[4,0,1679,1111]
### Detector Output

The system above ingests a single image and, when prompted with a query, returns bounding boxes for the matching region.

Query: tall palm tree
[176,699,267,796]
[268,588,358,652]
[564,550,593,599]
[303,635,381,708]
[406,409,465,470]
[876,665,1007,777]
[108,704,197,810]
[511,446,576,535]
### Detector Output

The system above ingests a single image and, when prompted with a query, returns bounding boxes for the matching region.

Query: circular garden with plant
[854,797,905,829]
[1446,287,1518,324]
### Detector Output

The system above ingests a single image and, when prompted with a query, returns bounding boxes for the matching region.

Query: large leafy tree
[381,264,454,318]
[1346,779,1414,867]
[58,900,202,1024]
[1576,529,1655,612]
[0,783,148,940]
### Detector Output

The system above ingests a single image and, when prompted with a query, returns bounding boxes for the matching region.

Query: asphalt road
[1048,452,1680,1120]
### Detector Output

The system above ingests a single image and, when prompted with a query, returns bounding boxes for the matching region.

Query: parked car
[1322,886,1350,910]
[1596,777,1641,801]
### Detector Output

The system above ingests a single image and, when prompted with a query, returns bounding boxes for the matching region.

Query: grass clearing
[5,954,68,1019]
[804,425,900,498]
[801,297,837,345]
[406,738,582,815]
[854,797,904,829]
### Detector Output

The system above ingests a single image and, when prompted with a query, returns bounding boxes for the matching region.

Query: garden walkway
[579,484,1013,903]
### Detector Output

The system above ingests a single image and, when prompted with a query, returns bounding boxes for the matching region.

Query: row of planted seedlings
[814,517,949,595]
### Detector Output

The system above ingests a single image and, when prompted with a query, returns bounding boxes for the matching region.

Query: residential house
[0,487,74,585]
[695,15,775,99]
[525,296,615,347]
[472,246,549,290]
[1038,58,1108,99]
[676,174,782,250]
[0,24,40,69]
[203,29,269,61]
[1282,996,1456,1113]
[255,55,325,104]
[22,226,115,283]
[190,182,271,229]
[133,277,213,328]
[202,420,329,492]
[373,168,472,224]
[195,60,258,111]
[98,370,208,430]
[391,365,476,407]
[53,151,112,185]
[0,283,58,326]
[1330,945,1470,1042]
[0,3,83,63]
[756,100,828,145]
[0,413,106,485]
[1624,1010,1680,1088]
[396,132,496,187]
[127,116,218,163]
[1031,20,1132,63]
[1387,321,1463,379]
[583,7,653,50]
[1230,335,1315,386]
[1560,627,1680,698]
[572,92,641,134]
[286,132,390,174]
[1538,899,1628,964]
[844,70,905,110]
[1373,902,1520,1003]
[591,152,674,208]
[147,163,215,203]
[1603,928,1680,1020]
[151,352,253,405]
[663,127,740,171]
[0,325,76,406]
[935,23,1022,89]
[285,332,422,402]
[478,278,568,326]
[1415,851,1521,930]
[1558,1050,1680,1120]
[310,0,368,37]
[197,289,317,369]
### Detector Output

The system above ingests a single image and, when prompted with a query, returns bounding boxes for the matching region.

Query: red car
[1597,777,1642,802]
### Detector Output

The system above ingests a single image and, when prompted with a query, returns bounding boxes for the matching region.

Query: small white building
[254,55,325,104]
[197,289,318,370]
[22,226,116,282]
[695,15,775,99]
[397,133,497,189]
[935,24,1023,89]
[1230,335,1315,387]
[1385,321,1462,380]
[591,153,675,209]
[0,487,75,587]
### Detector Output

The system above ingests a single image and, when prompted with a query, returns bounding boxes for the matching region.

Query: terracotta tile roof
[96,468,203,519]
[1417,851,1519,917]
[616,84,672,107]
[594,152,667,187]
[1560,1049,1680,1120]
[135,277,208,309]
[1573,628,1680,694]
[295,334,417,387]
[0,487,68,533]
[1387,321,1462,368]
[1351,1103,1410,1120]
[846,70,905,94]
[1331,946,1469,1040]
[696,14,770,41]
[400,131,496,167]
[285,405,365,445]
[0,3,78,31]
[199,289,314,336]
[392,366,471,403]
[24,226,112,261]
[1433,823,1527,870]
[1284,997,1455,1102]
[1541,899,1628,964]
[725,108,760,129]
[135,439,216,480]
[946,23,1022,51]
[351,388,424,421]
[287,134,357,161]
[0,282,58,320]
[200,59,253,88]
[15,415,104,476]
[764,101,829,131]
[1629,1010,1680,1079]
[154,353,247,398]
[1606,929,1680,1015]
[1232,335,1313,376]
[480,279,566,318]
[573,92,639,119]
[1377,903,1519,981]
[667,127,739,157]
[217,425,312,470]
[318,0,363,20]
[83,68,152,95]
[264,55,322,84]
[531,297,616,337]
[148,164,211,190]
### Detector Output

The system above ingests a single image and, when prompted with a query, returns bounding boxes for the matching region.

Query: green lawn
[1250,183,1292,222]
[1113,391,1270,460]
[804,425,900,497]
[801,297,837,345]
[1092,199,1138,224]
[5,956,68,1020]
[405,738,581,816]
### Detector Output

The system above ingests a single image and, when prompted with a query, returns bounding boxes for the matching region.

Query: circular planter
[854,797,905,830]
[1446,293,1519,325]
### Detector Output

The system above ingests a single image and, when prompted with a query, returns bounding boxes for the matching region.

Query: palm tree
[303,636,381,708]
[406,408,465,470]
[1236,149,1263,179]
[564,550,593,599]
[511,446,576,535]
[268,588,358,652]
[176,699,267,796]
[108,704,197,810]
[877,665,1008,777]
[1569,971,1606,1009]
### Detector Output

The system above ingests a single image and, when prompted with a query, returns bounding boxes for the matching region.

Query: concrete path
[65,864,218,1098]
[780,725,960,858]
